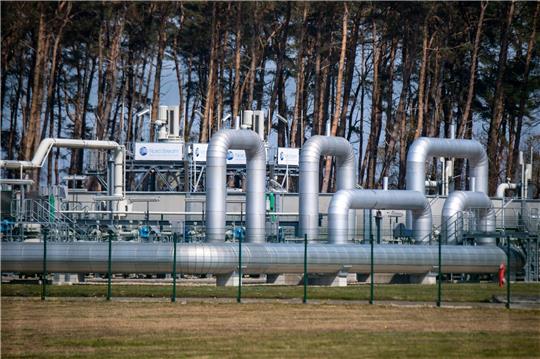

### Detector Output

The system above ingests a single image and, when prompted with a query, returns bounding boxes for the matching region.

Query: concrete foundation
[53,273,79,285]
[308,272,348,287]
[216,272,240,286]
[266,273,303,285]
[356,273,396,284]
[409,272,437,284]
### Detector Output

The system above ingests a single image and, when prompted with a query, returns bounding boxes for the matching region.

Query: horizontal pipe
[57,210,301,216]
[328,190,432,244]
[1,242,523,275]
[0,138,125,198]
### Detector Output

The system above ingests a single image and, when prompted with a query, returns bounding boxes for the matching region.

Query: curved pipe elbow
[441,191,495,245]
[406,137,488,194]
[328,189,432,245]
[206,129,267,243]
[299,136,356,240]
[496,183,517,198]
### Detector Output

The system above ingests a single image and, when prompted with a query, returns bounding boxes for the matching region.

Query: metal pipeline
[299,136,356,241]
[1,242,523,275]
[441,191,495,245]
[205,129,266,243]
[496,183,517,198]
[0,138,125,198]
[328,190,432,244]
[406,137,488,195]
[406,137,489,229]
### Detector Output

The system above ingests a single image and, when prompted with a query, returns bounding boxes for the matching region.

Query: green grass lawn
[2,282,539,303]
[2,299,539,358]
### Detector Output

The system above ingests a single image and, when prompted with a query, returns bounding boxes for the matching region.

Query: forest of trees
[1,1,539,196]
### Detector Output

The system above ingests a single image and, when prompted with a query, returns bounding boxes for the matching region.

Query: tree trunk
[415,16,429,140]
[459,1,487,139]
[21,5,49,165]
[150,8,168,141]
[321,3,348,192]
[487,1,515,195]
[200,4,218,143]
[379,37,398,183]
[508,2,539,181]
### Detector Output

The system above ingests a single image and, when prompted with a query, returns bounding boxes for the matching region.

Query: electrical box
[241,110,265,141]
[158,105,181,142]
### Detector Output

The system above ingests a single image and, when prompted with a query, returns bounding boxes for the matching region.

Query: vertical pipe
[303,233,308,304]
[107,233,112,301]
[383,177,388,190]
[41,229,47,301]
[237,232,242,304]
[171,232,177,303]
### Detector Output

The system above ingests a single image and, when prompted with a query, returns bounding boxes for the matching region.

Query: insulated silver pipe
[406,137,488,229]
[406,137,488,195]
[206,129,266,243]
[1,242,522,275]
[299,136,356,241]
[328,190,432,244]
[0,138,125,197]
[496,183,517,198]
[441,191,496,245]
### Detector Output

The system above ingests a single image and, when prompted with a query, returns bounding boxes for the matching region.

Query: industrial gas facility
[1,107,539,287]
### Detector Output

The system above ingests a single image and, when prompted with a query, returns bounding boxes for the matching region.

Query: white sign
[226,149,247,165]
[191,144,247,165]
[192,143,208,162]
[134,142,184,161]
[277,148,299,166]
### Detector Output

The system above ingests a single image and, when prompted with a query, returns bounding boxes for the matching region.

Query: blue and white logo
[279,151,285,161]
[195,147,200,157]
[139,146,148,156]
[227,150,234,160]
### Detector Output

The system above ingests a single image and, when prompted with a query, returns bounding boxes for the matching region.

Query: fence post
[371,211,383,304]
[437,234,442,307]
[171,232,178,302]
[506,235,511,309]
[41,228,48,301]
[303,233,308,304]
[107,232,113,301]
[237,231,242,303]
[370,233,374,305]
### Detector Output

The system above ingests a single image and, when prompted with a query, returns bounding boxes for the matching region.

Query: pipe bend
[496,183,517,199]
[441,191,495,245]
[299,136,356,240]
[328,189,432,244]
[206,129,266,243]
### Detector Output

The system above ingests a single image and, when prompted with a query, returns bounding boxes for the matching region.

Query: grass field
[2,298,539,358]
[3,282,540,303]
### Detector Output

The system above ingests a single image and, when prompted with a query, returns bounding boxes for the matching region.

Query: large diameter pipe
[496,183,517,198]
[1,242,523,275]
[299,136,356,241]
[406,137,488,195]
[441,191,495,245]
[0,138,125,197]
[328,190,432,244]
[206,129,266,243]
